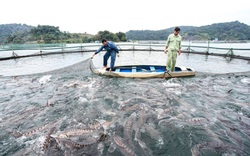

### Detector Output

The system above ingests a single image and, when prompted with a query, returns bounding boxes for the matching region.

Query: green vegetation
[126,21,250,41]
[2,25,95,44]
[126,26,195,41]
[180,21,250,41]
[0,24,33,44]
[30,25,64,43]
[1,21,250,44]
[0,24,127,44]
[93,30,126,42]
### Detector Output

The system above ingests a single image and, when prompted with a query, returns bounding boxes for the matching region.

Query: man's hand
[117,54,120,58]
[164,49,168,54]
[91,54,95,59]
[178,50,181,55]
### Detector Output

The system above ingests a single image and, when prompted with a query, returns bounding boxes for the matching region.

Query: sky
[1,0,250,35]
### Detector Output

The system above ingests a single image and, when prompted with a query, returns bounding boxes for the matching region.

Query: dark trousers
[103,51,116,70]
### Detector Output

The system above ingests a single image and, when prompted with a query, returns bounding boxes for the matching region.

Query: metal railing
[0,42,250,61]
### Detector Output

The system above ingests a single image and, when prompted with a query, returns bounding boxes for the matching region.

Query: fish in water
[113,135,137,156]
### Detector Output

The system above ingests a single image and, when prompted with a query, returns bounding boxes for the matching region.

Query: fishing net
[0,50,250,156]
[41,58,93,76]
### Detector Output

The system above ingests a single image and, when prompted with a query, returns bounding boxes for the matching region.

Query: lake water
[0,43,250,156]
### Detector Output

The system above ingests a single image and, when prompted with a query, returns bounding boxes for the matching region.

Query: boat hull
[91,65,195,78]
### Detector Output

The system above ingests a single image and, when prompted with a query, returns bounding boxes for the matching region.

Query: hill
[126,21,250,41]
[0,24,94,44]
[1,21,250,43]
[0,24,125,44]
[126,26,194,41]
[0,24,34,44]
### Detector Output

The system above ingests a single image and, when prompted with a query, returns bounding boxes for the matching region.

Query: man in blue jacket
[91,39,119,71]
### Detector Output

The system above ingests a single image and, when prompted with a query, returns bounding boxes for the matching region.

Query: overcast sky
[1,0,250,34]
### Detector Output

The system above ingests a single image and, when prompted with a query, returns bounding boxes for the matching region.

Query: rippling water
[0,51,250,156]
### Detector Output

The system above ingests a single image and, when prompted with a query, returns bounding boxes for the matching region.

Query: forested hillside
[0,24,33,44]
[0,24,126,44]
[0,24,94,44]
[1,21,250,43]
[126,21,250,41]
[126,26,194,41]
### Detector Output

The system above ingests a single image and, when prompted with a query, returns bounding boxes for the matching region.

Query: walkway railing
[0,42,250,61]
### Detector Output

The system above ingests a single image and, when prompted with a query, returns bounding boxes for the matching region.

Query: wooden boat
[91,65,195,78]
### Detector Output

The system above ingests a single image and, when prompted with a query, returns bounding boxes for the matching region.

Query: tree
[116,32,127,41]
[0,23,33,44]
[30,25,63,43]
[94,30,119,42]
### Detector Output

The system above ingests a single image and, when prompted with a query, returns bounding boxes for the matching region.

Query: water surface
[0,51,249,156]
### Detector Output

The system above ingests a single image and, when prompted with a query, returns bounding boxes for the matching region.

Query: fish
[11,120,57,138]
[191,144,200,156]
[42,127,56,152]
[52,128,96,139]
[123,112,136,146]
[113,135,137,156]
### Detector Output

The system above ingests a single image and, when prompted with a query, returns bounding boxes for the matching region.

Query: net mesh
[42,58,92,76]
[0,46,250,156]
